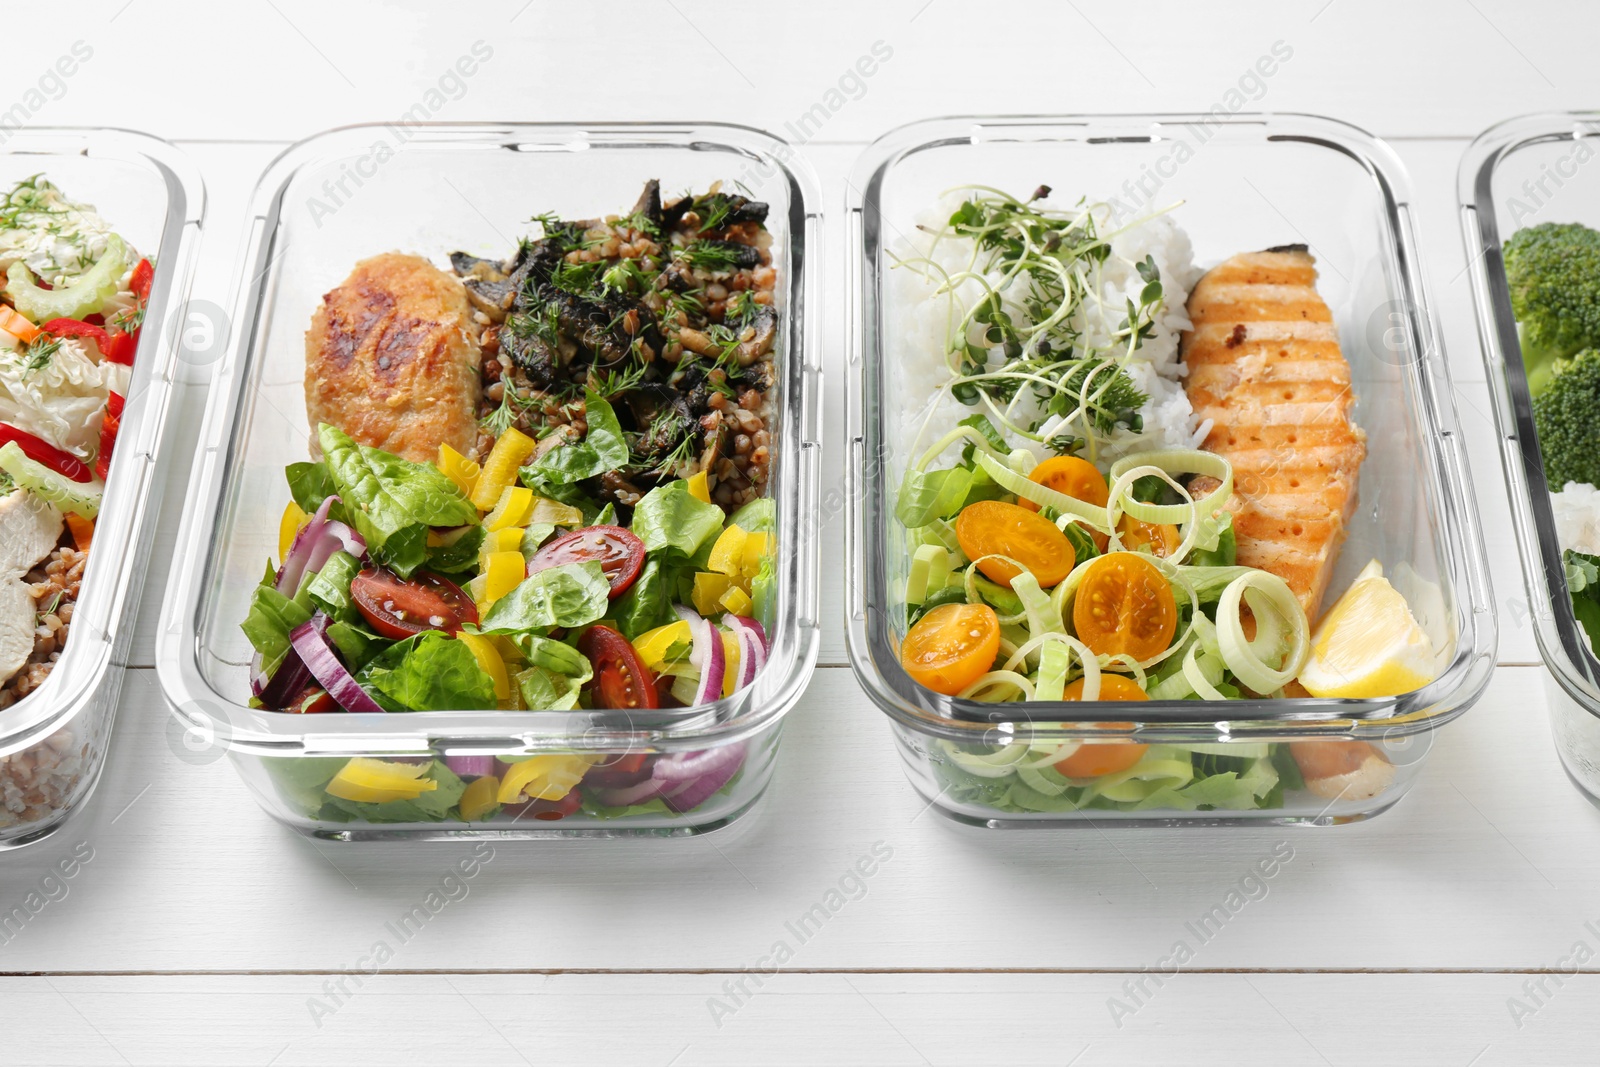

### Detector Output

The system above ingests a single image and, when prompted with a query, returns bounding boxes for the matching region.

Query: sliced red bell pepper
[129,258,153,303]
[95,391,125,481]
[42,317,111,350]
[102,328,137,366]
[0,423,92,483]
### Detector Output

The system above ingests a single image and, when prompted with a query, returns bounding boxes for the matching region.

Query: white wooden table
[6,2,1600,1063]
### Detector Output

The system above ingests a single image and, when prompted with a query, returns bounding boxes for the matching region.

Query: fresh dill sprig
[676,241,741,272]
[480,384,540,437]
[589,361,648,399]
[20,334,62,374]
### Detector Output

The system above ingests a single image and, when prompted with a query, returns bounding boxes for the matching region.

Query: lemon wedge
[1297,560,1439,699]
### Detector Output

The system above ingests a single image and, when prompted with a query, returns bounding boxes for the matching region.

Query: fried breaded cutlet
[305,252,483,463]
[1180,246,1367,622]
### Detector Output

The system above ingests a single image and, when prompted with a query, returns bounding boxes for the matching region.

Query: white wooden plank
[2,665,1597,974]
[5,972,1599,1066]
[8,1,1593,142]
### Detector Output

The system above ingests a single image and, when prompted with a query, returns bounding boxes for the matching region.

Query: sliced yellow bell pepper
[635,620,693,669]
[437,443,481,499]
[496,753,598,804]
[278,500,309,564]
[482,551,526,607]
[692,572,732,616]
[326,758,439,804]
[719,585,754,618]
[482,527,525,555]
[457,632,510,701]
[707,524,748,577]
[686,470,711,503]
[485,485,535,531]
[741,531,770,581]
[528,496,585,527]
[459,775,501,821]
[471,427,537,511]
[722,629,740,697]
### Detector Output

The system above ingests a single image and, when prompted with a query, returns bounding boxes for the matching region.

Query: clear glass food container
[0,129,205,848]
[156,123,821,840]
[846,114,1497,827]
[1460,111,1600,805]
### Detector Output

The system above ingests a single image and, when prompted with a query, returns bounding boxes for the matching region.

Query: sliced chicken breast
[1181,246,1366,622]
[0,489,62,577]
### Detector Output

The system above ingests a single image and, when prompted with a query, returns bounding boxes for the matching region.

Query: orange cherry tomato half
[1071,552,1178,661]
[1020,455,1111,551]
[955,500,1076,588]
[1116,514,1181,558]
[1054,677,1148,777]
[901,602,1000,696]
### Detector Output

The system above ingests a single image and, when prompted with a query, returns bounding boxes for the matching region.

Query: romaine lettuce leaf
[355,632,497,711]
[529,389,629,484]
[303,550,361,623]
[317,423,478,577]
[241,580,313,678]
[426,525,485,575]
[630,480,726,558]
[480,561,610,633]
[611,558,680,639]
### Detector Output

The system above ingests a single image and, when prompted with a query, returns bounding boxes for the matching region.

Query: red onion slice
[721,614,768,691]
[289,614,386,714]
[276,495,367,597]
[653,742,747,812]
[673,605,725,707]
[443,755,498,779]
[254,648,314,708]
[590,777,666,808]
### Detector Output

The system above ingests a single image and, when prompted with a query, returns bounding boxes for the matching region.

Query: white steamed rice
[889,194,1208,472]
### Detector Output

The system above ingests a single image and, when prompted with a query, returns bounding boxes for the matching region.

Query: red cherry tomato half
[288,687,339,714]
[577,624,659,711]
[529,525,646,599]
[513,790,583,821]
[350,568,479,639]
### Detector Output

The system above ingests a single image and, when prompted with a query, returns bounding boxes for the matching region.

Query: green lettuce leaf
[318,423,478,578]
[611,558,678,639]
[631,480,726,558]
[303,550,361,623]
[242,581,313,678]
[285,461,343,520]
[480,561,610,633]
[355,632,497,711]
[528,389,629,484]
[325,620,384,671]
[727,497,776,534]
[426,525,485,574]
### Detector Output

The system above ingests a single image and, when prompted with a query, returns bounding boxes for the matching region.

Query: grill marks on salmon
[1181,247,1366,622]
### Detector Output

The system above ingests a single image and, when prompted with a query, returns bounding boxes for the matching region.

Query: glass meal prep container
[0,129,204,849]
[845,113,1497,827]
[1460,111,1600,806]
[156,122,821,840]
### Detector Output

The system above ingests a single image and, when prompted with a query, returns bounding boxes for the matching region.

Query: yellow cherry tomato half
[1116,514,1181,558]
[901,602,1001,696]
[1071,552,1178,661]
[1020,455,1111,551]
[1054,677,1149,777]
[955,500,1076,588]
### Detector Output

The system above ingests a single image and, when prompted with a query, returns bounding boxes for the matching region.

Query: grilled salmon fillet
[305,253,483,463]
[1180,246,1366,622]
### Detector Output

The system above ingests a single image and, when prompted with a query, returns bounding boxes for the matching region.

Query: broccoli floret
[1532,348,1600,487]
[1504,222,1600,395]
